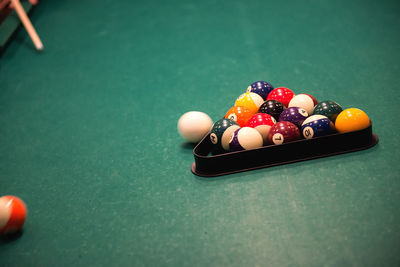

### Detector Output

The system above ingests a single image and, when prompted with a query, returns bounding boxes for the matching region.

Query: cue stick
[10,0,43,50]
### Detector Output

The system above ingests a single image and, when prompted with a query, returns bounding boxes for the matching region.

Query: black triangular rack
[192,124,378,177]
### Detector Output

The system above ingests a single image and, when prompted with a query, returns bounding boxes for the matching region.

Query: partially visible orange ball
[225,106,254,127]
[335,108,371,133]
[0,195,27,235]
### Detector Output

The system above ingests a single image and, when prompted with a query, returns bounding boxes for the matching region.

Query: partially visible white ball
[288,94,318,115]
[178,111,213,143]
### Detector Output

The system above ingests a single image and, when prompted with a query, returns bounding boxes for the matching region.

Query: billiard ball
[258,100,285,121]
[279,107,309,128]
[266,87,295,107]
[335,108,371,133]
[229,127,263,151]
[301,115,335,139]
[288,93,318,114]
[235,92,264,114]
[0,195,27,235]
[312,100,343,122]
[267,121,301,145]
[225,106,254,127]
[247,81,274,100]
[246,113,276,144]
[178,111,213,143]
[210,118,240,151]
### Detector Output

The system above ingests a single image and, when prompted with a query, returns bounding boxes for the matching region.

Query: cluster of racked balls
[210,81,371,152]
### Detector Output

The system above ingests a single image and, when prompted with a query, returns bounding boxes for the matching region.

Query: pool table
[1,0,399,266]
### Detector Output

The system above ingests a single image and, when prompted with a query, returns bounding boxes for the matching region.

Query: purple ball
[229,129,244,151]
[279,107,309,127]
[229,127,263,152]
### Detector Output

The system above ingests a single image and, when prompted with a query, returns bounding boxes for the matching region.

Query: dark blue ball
[247,81,274,100]
[301,115,335,139]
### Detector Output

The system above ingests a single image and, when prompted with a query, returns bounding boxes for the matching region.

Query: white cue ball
[177,111,213,143]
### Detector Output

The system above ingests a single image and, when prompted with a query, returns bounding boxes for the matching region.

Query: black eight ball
[258,100,285,121]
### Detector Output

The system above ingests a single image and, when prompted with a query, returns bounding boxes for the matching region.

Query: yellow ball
[235,92,264,114]
[335,108,371,133]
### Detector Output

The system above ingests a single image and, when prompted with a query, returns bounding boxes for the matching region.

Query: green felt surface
[1,0,400,266]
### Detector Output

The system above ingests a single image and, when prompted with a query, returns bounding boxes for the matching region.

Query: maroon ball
[267,121,301,145]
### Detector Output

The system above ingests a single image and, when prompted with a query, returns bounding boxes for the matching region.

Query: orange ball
[225,106,254,127]
[335,108,371,133]
[0,195,27,235]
